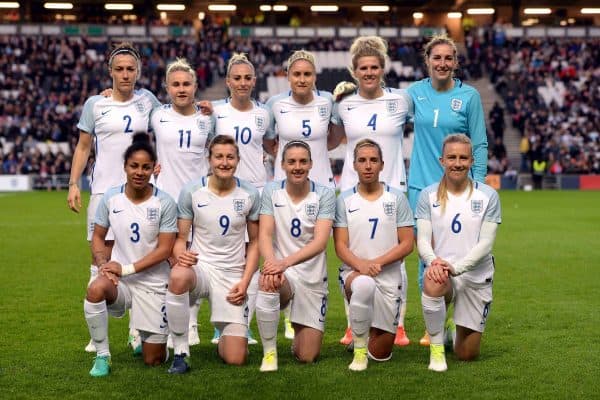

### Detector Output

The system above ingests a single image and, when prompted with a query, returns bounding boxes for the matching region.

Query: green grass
[0,190,599,399]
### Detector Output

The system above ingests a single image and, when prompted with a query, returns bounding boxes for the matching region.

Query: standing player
[165,135,260,373]
[211,53,274,345]
[256,141,335,372]
[151,58,214,347]
[267,50,336,189]
[266,50,336,339]
[408,34,487,346]
[84,133,177,377]
[417,134,500,371]
[330,36,413,346]
[68,42,161,353]
[334,139,414,371]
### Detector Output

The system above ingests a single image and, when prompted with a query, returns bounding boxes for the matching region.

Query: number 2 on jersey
[123,115,133,133]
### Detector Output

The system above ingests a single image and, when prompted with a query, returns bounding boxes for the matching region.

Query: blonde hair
[437,134,473,213]
[349,36,389,85]
[286,50,316,72]
[353,138,383,162]
[423,34,459,74]
[165,58,197,84]
[226,52,255,77]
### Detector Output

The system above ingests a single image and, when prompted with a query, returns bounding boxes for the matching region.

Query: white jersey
[331,88,413,191]
[77,89,160,194]
[94,185,177,291]
[266,90,335,188]
[416,181,502,282]
[335,184,414,292]
[260,179,336,286]
[151,104,214,201]
[212,99,274,189]
[178,176,260,273]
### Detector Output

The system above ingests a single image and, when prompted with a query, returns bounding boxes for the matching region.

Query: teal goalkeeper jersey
[407,78,488,191]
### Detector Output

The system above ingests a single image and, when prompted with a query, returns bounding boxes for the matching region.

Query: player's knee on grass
[217,323,248,366]
[168,266,194,294]
[454,328,482,361]
[292,326,322,363]
[368,329,394,361]
[141,340,167,366]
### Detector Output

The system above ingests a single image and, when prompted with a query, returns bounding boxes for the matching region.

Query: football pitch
[0,190,598,399]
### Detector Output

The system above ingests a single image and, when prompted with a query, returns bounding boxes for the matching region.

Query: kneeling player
[418,134,501,372]
[165,135,260,373]
[256,141,335,372]
[84,133,177,377]
[334,139,414,371]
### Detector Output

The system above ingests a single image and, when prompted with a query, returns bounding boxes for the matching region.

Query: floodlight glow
[273,5,287,11]
[447,12,462,18]
[157,4,185,11]
[0,2,19,8]
[44,2,73,9]
[105,3,134,10]
[361,5,390,12]
[413,12,423,19]
[524,8,551,15]
[207,4,236,11]
[259,5,271,11]
[310,5,338,12]
[581,8,600,14]
[467,8,495,15]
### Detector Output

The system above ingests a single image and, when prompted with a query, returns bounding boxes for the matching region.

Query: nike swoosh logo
[279,110,290,114]
[197,203,209,208]
[347,106,357,111]
[217,115,226,119]
[417,96,426,101]
[318,318,325,323]
[112,209,124,214]
[348,208,359,213]
[432,203,441,208]
[160,118,169,123]
[274,203,285,207]
[101,110,111,116]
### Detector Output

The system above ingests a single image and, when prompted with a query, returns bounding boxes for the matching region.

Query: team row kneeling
[84,133,501,376]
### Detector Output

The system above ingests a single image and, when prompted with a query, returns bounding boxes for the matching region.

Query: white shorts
[190,263,249,326]
[339,267,401,334]
[452,274,493,333]
[284,270,328,332]
[88,194,114,241]
[107,281,168,342]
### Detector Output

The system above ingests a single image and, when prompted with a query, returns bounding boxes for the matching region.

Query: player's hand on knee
[226,281,247,305]
[263,258,286,275]
[177,251,198,268]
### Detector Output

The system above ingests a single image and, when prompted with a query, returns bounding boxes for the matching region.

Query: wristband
[68,182,78,187]
[121,263,136,276]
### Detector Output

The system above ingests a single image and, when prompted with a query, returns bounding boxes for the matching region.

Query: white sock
[84,299,110,357]
[166,291,190,356]
[399,263,408,327]
[256,291,280,354]
[246,271,259,326]
[189,298,202,329]
[349,275,376,348]
[344,296,351,329]
[421,293,446,345]
[87,265,98,287]
[282,302,291,321]
[128,309,137,336]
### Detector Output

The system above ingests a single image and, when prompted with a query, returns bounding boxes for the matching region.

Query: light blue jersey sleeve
[77,95,104,134]
[157,189,178,233]
[390,88,414,119]
[315,183,336,220]
[141,88,162,109]
[258,101,276,140]
[331,101,342,126]
[177,181,198,220]
[260,181,277,216]
[319,90,335,123]
[240,179,261,221]
[415,185,436,221]
[94,186,120,227]
[333,189,352,227]
[478,183,502,224]
[467,90,488,183]
[389,186,414,227]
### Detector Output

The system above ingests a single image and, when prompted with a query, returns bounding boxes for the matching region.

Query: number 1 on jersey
[433,109,439,128]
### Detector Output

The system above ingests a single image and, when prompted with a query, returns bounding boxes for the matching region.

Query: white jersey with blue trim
[335,184,414,292]
[178,176,260,273]
[77,89,160,194]
[94,185,177,291]
[151,104,214,201]
[266,90,335,188]
[407,78,488,191]
[212,99,274,189]
[416,181,501,282]
[331,88,412,192]
[260,179,336,286]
